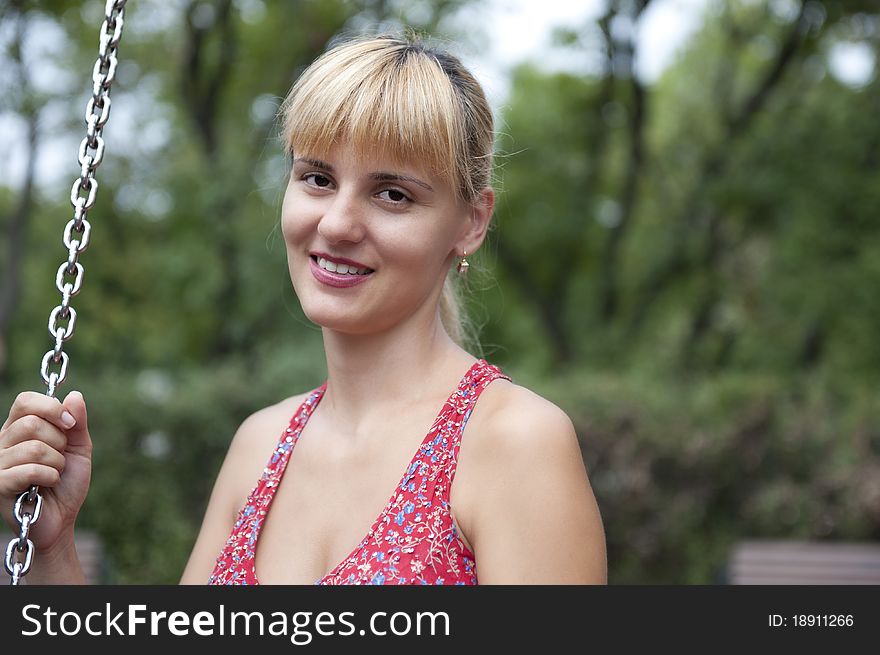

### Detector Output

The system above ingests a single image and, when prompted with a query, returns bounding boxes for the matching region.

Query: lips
[308,253,374,288]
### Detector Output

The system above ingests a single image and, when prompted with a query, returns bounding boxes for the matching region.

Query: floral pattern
[208,359,509,585]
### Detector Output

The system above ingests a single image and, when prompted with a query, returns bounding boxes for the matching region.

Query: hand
[0,390,92,556]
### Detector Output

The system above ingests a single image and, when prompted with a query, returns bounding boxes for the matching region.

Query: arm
[179,395,306,584]
[178,413,260,584]
[177,438,242,585]
[465,387,607,584]
[20,533,87,585]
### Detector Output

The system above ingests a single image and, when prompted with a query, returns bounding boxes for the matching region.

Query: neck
[319,311,475,436]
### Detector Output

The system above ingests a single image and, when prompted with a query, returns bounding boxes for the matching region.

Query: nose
[316,189,366,245]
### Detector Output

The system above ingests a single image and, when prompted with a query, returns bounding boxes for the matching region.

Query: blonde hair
[279,34,494,347]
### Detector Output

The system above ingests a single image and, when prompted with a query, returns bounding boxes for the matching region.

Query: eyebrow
[293,157,434,193]
[371,172,434,192]
[294,157,334,171]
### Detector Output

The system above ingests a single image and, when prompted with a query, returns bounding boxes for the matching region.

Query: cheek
[280,189,312,246]
[383,230,455,298]
[375,223,439,267]
[392,216,460,268]
[280,211,297,246]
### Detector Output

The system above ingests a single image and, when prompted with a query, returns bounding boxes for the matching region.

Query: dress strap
[262,384,325,481]
[444,360,510,481]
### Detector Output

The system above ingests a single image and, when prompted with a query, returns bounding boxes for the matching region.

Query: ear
[456,187,495,256]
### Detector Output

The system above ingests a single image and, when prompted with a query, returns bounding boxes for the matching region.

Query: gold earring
[457,251,469,276]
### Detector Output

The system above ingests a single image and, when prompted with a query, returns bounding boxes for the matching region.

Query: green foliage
[534,367,880,583]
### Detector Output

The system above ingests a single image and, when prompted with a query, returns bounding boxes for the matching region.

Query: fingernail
[61,410,76,428]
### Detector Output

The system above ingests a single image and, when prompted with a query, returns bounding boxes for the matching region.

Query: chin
[302,297,414,337]
[300,302,378,335]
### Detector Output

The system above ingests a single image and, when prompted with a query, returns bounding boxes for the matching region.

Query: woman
[1,35,606,585]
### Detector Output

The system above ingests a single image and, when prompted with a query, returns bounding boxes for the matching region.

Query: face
[280,143,471,337]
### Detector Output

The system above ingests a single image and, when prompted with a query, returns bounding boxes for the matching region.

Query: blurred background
[1,0,879,584]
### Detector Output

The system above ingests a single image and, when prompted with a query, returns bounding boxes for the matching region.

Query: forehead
[292,141,450,191]
[282,47,461,196]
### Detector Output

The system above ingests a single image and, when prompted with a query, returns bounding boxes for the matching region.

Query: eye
[377,188,410,204]
[303,173,333,189]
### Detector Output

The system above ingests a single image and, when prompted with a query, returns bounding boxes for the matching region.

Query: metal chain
[5,0,128,586]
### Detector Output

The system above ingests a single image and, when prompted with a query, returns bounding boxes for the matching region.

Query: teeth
[317,257,371,275]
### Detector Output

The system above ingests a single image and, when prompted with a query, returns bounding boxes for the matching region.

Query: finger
[0,463,61,495]
[61,391,91,452]
[0,440,67,476]
[3,391,74,433]
[0,414,68,452]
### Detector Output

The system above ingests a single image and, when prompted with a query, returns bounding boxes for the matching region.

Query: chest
[253,410,464,584]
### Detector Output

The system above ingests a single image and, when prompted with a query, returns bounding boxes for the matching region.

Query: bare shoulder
[455,378,607,584]
[460,378,587,503]
[210,389,315,516]
[467,378,581,462]
[188,389,314,529]
[229,391,312,456]
[178,390,313,583]
[222,391,313,495]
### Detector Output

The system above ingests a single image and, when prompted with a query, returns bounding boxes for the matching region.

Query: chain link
[6,0,128,585]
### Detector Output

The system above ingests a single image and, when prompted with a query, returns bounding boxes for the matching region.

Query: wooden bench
[726,540,880,584]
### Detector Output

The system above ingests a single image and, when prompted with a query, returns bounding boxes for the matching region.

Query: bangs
[281,39,467,197]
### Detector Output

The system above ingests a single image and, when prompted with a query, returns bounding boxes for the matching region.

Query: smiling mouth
[310,255,374,276]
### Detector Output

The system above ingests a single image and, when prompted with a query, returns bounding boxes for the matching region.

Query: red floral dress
[208,359,509,585]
